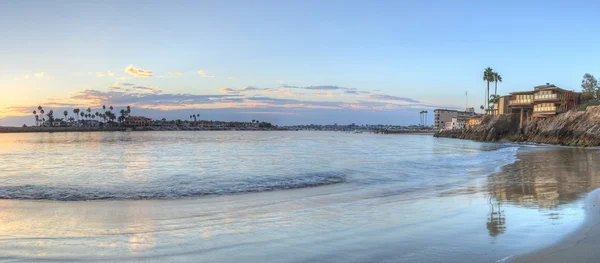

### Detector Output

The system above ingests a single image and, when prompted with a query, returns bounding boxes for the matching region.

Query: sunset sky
[2,0,599,126]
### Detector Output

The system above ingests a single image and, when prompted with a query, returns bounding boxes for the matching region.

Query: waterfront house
[507,84,580,129]
[126,116,152,128]
[492,95,511,115]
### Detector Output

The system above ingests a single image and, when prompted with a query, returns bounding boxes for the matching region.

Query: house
[492,95,511,115]
[508,84,580,129]
[126,116,152,128]
[531,84,579,118]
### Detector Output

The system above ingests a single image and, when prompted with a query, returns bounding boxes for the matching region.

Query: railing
[509,99,533,105]
[534,106,557,112]
[534,93,558,100]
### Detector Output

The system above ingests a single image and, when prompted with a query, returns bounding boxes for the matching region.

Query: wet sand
[513,188,600,262]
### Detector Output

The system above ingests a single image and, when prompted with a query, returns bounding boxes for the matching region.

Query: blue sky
[1,0,599,126]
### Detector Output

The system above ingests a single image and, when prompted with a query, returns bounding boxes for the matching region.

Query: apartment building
[433,108,477,130]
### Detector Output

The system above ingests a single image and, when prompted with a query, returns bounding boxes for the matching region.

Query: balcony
[509,99,533,106]
[534,93,559,101]
[534,106,557,113]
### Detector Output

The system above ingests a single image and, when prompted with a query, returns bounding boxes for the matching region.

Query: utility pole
[465,91,468,110]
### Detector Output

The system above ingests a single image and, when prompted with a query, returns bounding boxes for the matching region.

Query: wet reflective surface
[1,132,600,262]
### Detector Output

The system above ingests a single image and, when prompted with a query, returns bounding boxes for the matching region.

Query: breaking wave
[0,172,345,201]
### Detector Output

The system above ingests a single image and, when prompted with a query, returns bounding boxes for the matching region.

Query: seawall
[435,106,600,146]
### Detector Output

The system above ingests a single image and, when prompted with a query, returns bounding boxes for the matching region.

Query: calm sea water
[1,131,599,262]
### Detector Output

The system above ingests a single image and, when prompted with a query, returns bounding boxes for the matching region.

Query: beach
[513,188,600,262]
[1,132,600,262]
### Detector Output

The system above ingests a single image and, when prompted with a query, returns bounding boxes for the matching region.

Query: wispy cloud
[369,94,420,103]
[125,65,152,77]
[168,72,183,75]
[35,72,44,78]
[281,84,368,95]
[130,85,162,94]
[108,71,115,77]
[197,70,215,78]
[106,81,120,90]
[122,83,135,86]
[96,72,105,77]
[219,86,267,94]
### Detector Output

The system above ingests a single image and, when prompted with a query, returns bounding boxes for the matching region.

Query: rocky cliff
[434,106,600,146]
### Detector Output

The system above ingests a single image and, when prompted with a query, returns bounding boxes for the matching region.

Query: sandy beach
[513,188,600,262]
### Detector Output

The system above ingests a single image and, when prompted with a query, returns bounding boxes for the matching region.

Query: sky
[1,0,599,126]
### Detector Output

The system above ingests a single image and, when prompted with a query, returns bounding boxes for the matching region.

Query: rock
[434,109,600,146]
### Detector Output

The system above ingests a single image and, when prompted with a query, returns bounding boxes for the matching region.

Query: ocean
[0,131,598,262]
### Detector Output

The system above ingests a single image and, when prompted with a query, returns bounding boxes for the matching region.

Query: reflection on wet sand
[483,148,600,238]
[488,148,600,209]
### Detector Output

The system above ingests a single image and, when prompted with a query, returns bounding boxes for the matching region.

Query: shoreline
[512,188,600,262]
[0,127,435,134]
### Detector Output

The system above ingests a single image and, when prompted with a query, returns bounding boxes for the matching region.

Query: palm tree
[102,105,106,113]
[480,105,484,114]
[493,72,502,100]
[109,106,113,111]
[483,67,495,112]
[73,108,80,123]
[35,115,39,127]
[32,110,37,126]
[63,110,68,121]
[119,109,126,126]
[80,112,84,121]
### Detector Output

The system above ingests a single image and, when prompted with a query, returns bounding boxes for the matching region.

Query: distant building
[465,107,475,113]
[434,108,477,130]
[450,117,467,130]
[126,116,152,128]
[467,117,482,127]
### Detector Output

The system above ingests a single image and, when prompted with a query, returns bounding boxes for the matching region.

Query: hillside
[434,106,600,146]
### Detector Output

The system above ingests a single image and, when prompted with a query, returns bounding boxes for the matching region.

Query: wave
[0,172,345,201]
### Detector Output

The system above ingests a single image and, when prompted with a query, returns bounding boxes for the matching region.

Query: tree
[493,72,502,100]
[480,105,484,114]
[73,108,80,122]
[109,106,114,111]
[32,110,37,126]
[581,73,599,99]
[35,115,39,127]
[483,67,495,111]
[102,105,106,113]
[80,112,84,121]
[46,110,55,126]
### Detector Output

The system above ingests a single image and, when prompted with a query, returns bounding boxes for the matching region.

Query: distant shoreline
[0,126,436,134]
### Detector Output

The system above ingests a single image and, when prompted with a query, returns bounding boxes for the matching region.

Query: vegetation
[577,73,600,111]
[31,105,131,127]
[483,67,495,112]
